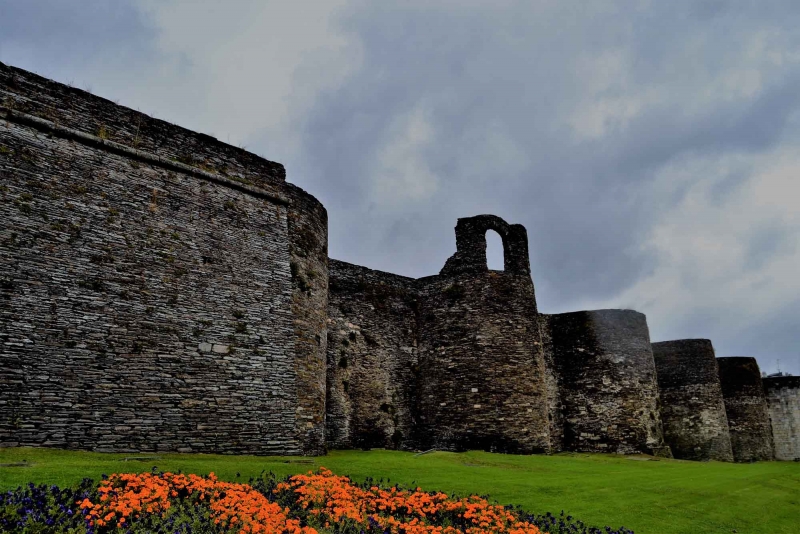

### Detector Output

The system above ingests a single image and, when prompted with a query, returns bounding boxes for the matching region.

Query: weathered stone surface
[545,310,670,456]
[285,183,329,456]
[326,260,418,450]
[0,61,327,455]
[415,216,548,453]
[3,61,792,460]
[763,376,800,461]
[416,270,549,454]
[326,216,551,454]
[652,339,733,461]
[439,215,531,277]
[717,357,774,462]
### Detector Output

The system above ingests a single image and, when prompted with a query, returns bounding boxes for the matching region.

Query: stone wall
[3,61,792,461]
[415,272,550,453]
[717,357,774,462]
[325,260,418,450]
[546,310,670,456]
[538,313,565,451]
[415,215,550,454]
[763,376,800,461]
[652,340,733,461]
[285,184,329,455]
[0,62,328,455]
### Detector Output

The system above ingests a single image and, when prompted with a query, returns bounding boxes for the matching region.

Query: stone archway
[439,214,530,276]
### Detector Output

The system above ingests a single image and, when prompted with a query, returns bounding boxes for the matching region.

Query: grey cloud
[744,224,796,272]
[652,297,800,377]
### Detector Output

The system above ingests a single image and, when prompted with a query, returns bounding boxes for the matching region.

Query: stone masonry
[1,61,327,455]
[2,62,796,460]
[763,377,800,461]
[544,310,670,456]
[717,357,774,462]
[652,340,733,461]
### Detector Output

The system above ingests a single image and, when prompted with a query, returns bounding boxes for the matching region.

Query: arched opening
[486,229,505,271]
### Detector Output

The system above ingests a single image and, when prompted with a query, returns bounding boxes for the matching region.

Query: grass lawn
[1,447,798,534]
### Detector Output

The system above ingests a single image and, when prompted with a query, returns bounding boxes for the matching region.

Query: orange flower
[77,467,542,534]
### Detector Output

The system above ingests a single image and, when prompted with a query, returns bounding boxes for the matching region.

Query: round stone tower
[762,376,800,461]
[652,339,733,461]
[717,357,774,462]
[547,310,670,456]
[415,215,551,453]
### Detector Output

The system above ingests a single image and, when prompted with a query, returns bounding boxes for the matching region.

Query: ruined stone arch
[439,214,531,276]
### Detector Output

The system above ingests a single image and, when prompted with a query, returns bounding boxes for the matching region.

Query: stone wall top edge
[763,376,800,389]
[717,356,759,364]
[415,274,443,286]
[1,61,286,183]
[546,308,646,319]
[329,258,418,285]
[282,182,327,218]
[652,338,712,346]
[1,106,291,206]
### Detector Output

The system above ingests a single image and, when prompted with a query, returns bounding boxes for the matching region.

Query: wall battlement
[1,63,795,460]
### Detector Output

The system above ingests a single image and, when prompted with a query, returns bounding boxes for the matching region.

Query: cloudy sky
[3,0,799,375]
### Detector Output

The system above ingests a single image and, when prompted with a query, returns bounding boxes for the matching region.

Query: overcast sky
[3,0,799,375]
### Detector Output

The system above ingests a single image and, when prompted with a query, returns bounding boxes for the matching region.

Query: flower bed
[0,467,634,533]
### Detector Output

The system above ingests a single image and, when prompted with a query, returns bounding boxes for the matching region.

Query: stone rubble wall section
[652,339,733,461]
[537,313,565,452]
[0,61,329,456]
[325,260,419,450]
[415,271,550,454]
[2,61,792,460]
[285,183,329,456]
[546,310,671,456]
[762,377,800,461]
[717,357,775,462]
[0,119,300,454]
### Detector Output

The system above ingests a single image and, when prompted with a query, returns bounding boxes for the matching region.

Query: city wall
[0,62,328,455]
[763,376,800,461]
[652,340,733,461]
[717,357,775,462]
[2,62,796,460]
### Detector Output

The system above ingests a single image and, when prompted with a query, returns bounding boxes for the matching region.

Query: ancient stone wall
[763,376,800,461]
[415,215,550,454]
[285,184,329,455]
[3,62,792,461]
[717,357,774,462]
[546,310,670,456]
[537,313,564,451]
[0,62,328,455]
[325,260,418,450]
[652,339,733,461]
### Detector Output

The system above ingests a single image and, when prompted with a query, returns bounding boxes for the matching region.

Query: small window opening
[486,230,504,271]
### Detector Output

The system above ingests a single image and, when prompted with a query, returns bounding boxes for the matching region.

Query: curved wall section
[762,376,800,461]
[547,310,670,456]
[285,184,329,455]
[717,357,774,462]
[416,272,549,453]
[0,62,327,455]
[652,339,733,461]
[325,260,418,451]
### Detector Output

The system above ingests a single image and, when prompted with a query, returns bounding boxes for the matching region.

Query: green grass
[1,447,799,533]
